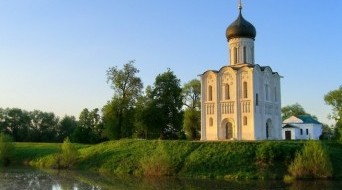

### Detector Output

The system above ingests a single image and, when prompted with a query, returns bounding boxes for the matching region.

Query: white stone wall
[229,38,255,65]
[200,64,282,141]
[281,123,322,140]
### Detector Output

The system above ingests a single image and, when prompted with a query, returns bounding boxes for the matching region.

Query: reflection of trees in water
[1,168,342,190]
[289,180,342,190]
[0,169,101,190]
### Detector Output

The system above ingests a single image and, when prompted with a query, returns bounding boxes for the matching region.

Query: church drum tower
[200,2,282,140]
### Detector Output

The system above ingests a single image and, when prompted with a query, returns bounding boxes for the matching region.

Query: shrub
[288,141,333,179]
[0,133,14,167]
[59,137,79,169]
[140,143,174,176]
[41,137,79,169]
[256,142,279,167]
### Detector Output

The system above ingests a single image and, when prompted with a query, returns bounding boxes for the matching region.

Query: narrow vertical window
[208,85,213,101]
[225,84,230,100]
[265,84,269,101]
[243,116,247,125]
[209,118,213,127]
[300,129,303,135]
[230,49,232,64]
[256,93,259,106]
[234,47,238,64]
[243,82,248,98]
[306,129,309,135]
[251,47,254,64]
[243,46,247,63]
[274,87,277,102]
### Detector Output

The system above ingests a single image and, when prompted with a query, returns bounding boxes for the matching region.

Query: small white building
[282,115,322,140]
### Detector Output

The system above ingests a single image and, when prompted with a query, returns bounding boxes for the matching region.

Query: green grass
[8,140,342,179]
[12,142,89,165]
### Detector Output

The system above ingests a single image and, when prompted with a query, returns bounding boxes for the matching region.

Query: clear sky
[0,0,341,125]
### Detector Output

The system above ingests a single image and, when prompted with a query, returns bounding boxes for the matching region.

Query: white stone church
[200,3,282,140]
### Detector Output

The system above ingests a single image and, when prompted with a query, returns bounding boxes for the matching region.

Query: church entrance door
[225,122,233,139]
[285,131,291,140]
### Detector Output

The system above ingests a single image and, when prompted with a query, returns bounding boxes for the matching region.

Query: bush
[41,137,79,169]
[288,141,333,179]
[0,133,14,166]
[139,143,174,176]
[59,137,79,169]
[256,142,279,167]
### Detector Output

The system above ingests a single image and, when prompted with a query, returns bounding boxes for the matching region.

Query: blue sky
[0,0,341,125]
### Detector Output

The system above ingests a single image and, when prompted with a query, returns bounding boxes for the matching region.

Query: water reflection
[0,168,341,190]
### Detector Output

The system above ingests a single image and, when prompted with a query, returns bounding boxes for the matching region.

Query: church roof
[283,115,321,124]
[296,115,321,124]
[226,8,256,40]
[199,64,280,76]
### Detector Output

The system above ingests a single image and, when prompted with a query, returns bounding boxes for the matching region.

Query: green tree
[281,103,318,121]
[0,133,14,167]
[182,79,201,140]
[0,108,61,142]
[146,69,184,139]
[183,109,200,140]
[324,86,342,142]
[103,99,135,139]
[333,122,342,142]
[324,85,342,121]
[72,108,103,143]
[0,108,31,142]
[29,110,59,142]
[281,103,307,121]
[102,100,119,139]
[133,89,161,139]
[56,115,78,142]
[182,79,201,109]
[105,60,143,139]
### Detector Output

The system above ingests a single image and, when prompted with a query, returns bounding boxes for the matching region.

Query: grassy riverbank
[11,140,342,179]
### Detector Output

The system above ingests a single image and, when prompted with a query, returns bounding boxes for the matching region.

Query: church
[200,3,282,140]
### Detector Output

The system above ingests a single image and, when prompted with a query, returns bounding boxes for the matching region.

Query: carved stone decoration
[207,74,215,84]
[241,71,248,80]
[221,73,234,84]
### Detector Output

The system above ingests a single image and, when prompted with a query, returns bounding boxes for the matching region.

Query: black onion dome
[226,10,256,40]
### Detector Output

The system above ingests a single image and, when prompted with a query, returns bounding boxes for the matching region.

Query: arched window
[224,84,230,100]
[265,84,269,101]
[209,118,213,127]
[208,85,213,101]
[234,47,238,64]
[243,46,247,63]
[243,116,247,125]
[243,82,248,98]
[306,129,309,135]
[274,87,277,102]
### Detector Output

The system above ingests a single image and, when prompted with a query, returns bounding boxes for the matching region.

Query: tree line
[1,60,342,143]
[0,108,102,143]
[0,60,201,143]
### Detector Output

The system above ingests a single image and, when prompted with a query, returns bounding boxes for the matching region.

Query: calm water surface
[0,168,341,190]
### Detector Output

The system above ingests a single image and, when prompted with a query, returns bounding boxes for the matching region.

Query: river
[0,168,341,190]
